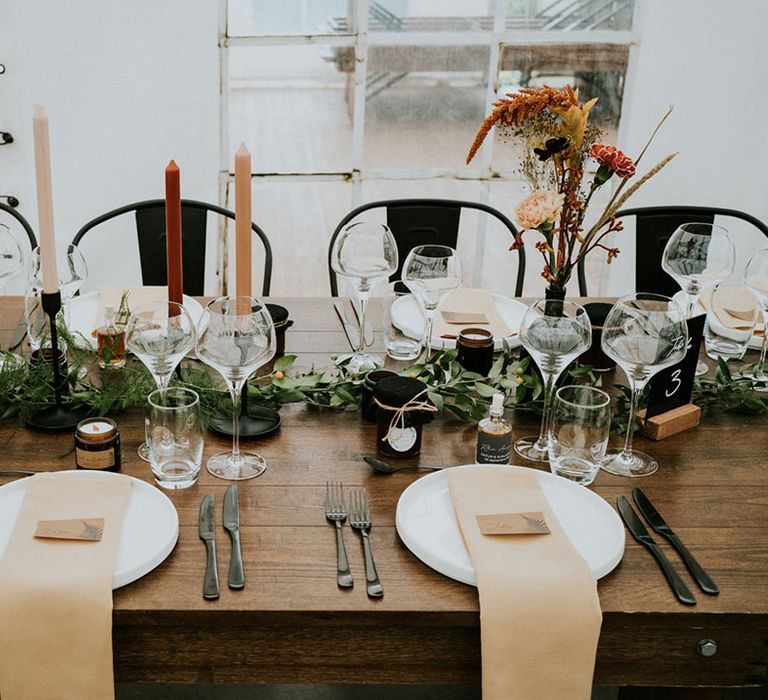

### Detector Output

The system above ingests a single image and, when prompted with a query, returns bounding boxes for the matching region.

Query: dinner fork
[349,487,383,598]
[325,481,353,589]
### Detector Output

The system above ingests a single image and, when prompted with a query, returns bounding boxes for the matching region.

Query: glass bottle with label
[476,393,511,464]
[97,303,126,368]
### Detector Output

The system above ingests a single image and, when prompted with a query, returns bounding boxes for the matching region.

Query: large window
[222,0,636,295]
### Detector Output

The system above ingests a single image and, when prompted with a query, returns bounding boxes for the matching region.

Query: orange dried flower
[589,144,636,179]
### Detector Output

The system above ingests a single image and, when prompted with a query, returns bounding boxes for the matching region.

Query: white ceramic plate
[0,471,178,589]
[395,464,625,584]
[66,291,204,349]
[391,293,526,350]
[672,290,764,350]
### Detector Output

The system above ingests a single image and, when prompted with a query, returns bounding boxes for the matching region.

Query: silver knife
[198,493,220,600]
[616,496,696,605]
[223,484,245,590]
[349,298,374,347]
[7,316,27,351]
[633,488,719,595]
[333,300,360,350]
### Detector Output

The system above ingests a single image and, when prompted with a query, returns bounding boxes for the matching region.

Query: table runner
[447,468,602,699]
[0,473,131,700]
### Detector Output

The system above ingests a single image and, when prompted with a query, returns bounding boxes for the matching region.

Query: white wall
[1,1,220,294]
[602,0,768,294]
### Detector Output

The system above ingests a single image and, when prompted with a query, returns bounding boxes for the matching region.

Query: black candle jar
[266,304,293,358]
[373,376,435,458]
[456,328,494,376]
[362,369,398,423]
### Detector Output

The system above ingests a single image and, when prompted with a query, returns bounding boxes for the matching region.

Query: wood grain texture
[0,296,766,688]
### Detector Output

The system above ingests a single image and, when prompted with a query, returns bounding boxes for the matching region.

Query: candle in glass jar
[75,418,121,472]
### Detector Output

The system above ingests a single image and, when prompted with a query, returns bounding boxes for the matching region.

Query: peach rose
[515,190,564,230]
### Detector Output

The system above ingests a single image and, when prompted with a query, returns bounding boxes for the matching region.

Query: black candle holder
[208,381,281,438]
[26,290,89,430]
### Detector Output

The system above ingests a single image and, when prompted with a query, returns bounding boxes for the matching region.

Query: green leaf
[427,391,444,411]
[273,355,297,372]
[473,382,497,398]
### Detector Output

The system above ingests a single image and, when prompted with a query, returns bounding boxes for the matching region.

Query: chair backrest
[71,198,273,296]
[327,199,525,296]
[577,206,768,296]
[0,202,37,251]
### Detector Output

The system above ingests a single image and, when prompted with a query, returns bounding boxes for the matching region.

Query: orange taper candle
[234,143,252,299]
[164,160,183,314]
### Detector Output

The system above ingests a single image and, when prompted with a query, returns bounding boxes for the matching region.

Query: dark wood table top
[0,296,766,688]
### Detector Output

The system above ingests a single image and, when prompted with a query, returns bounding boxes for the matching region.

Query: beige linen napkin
[0,473,131,700]
[699,286,759,330]
[447,468,602,700]
[432,288,511,340]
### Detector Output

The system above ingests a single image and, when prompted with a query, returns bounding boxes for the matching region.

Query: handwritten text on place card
[476,512,551,535]
[34,518,105,541]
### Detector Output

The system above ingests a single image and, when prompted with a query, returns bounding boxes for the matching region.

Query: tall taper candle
[234,143,252,299]
[32,105,58,293]
[165,160,183,312]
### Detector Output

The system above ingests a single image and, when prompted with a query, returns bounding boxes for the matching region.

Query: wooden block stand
[637,404,701,441]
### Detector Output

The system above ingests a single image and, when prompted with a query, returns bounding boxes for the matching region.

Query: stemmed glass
[402,245,462,353]
[196,296,275,480]
[514,299,592,462]
[661,223,735,375]
[744,248,768,391]
[126,301,196,461]
[601,294,688,477]
[0,224,24,369]
[331,222,398,373]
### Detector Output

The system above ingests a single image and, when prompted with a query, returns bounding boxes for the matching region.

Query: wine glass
[196,296,275,480]
[0,224,24,369]
[331,222,398,373]
[601,294,688,477]
[661,223,734,375]
[126,301,196,461]
[744,248,768,391]
[514,299,592,462]
[402,245,462,353]
[29,244,88,301]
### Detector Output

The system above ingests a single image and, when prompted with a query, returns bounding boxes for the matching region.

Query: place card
[34,518,104,541]
[441,311,489,324]
[476,511,550,535]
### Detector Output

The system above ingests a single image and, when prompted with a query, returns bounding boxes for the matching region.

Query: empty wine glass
[0,224,24,369]
[744,248,768,391]
[514,299,592,462]
[402,245,462,353]
[601,294,688,477]
[29,244,88,301]
[661,223,734,375]
[196,296,275,480]
[331,222,398,373]
[126,301,196,461]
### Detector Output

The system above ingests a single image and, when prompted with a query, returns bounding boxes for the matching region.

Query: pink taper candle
[32,105,58,294]
[234,143,252,299]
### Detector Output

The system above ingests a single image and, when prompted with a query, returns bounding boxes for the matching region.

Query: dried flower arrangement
[467,85,676,292]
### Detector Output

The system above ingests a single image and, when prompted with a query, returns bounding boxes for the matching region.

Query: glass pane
[521,0,635,32]
[227,180,352,296]
[228,45,353,173]
[228,0,349,36]
[491,42,629,172]
[370,1,493,32]
[364,45,489,169]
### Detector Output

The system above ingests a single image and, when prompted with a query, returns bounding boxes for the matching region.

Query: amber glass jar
[75,418,121,472]
[373,376,433,458]
[456,327,494,376]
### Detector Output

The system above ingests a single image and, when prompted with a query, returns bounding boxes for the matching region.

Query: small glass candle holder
[75,417,121,472]
[456,327,494,376]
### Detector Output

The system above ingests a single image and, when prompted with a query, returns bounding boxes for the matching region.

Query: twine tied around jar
[374,388,438,444]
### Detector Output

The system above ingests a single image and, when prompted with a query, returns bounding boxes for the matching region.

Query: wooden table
[1,297,766,693]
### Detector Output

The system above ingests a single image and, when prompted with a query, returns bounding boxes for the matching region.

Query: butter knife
[333,300,360,350]
[223,484,245,590]
[7,316,27,351]
[617,496,696,605]
[198,493,220,600]
[633,488,719,595]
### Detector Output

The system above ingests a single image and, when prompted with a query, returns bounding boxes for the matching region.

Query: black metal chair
[71,198,273,296]
[577,206,768,297]
[0,202,37,251]
[327,198,525,297]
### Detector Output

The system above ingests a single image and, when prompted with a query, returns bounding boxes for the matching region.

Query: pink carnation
[589,144,636,179]
[515,190,564,230]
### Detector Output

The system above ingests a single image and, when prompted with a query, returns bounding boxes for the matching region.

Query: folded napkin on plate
[699,286,759,330]
[98,286,169,326]
[0,473,131,700]
[432,289,511,340]
[447,468,602,700]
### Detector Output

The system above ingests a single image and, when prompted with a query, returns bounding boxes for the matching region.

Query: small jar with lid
[75,418,121,472]
[362,369,398,423]
[456,327,494,376]
[373,376,435,458]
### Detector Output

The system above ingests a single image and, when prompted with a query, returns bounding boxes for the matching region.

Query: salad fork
[349,487,383,598]
[325,481,353,588]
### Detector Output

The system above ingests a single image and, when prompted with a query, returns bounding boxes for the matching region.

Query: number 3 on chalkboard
[665,369,682,398]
